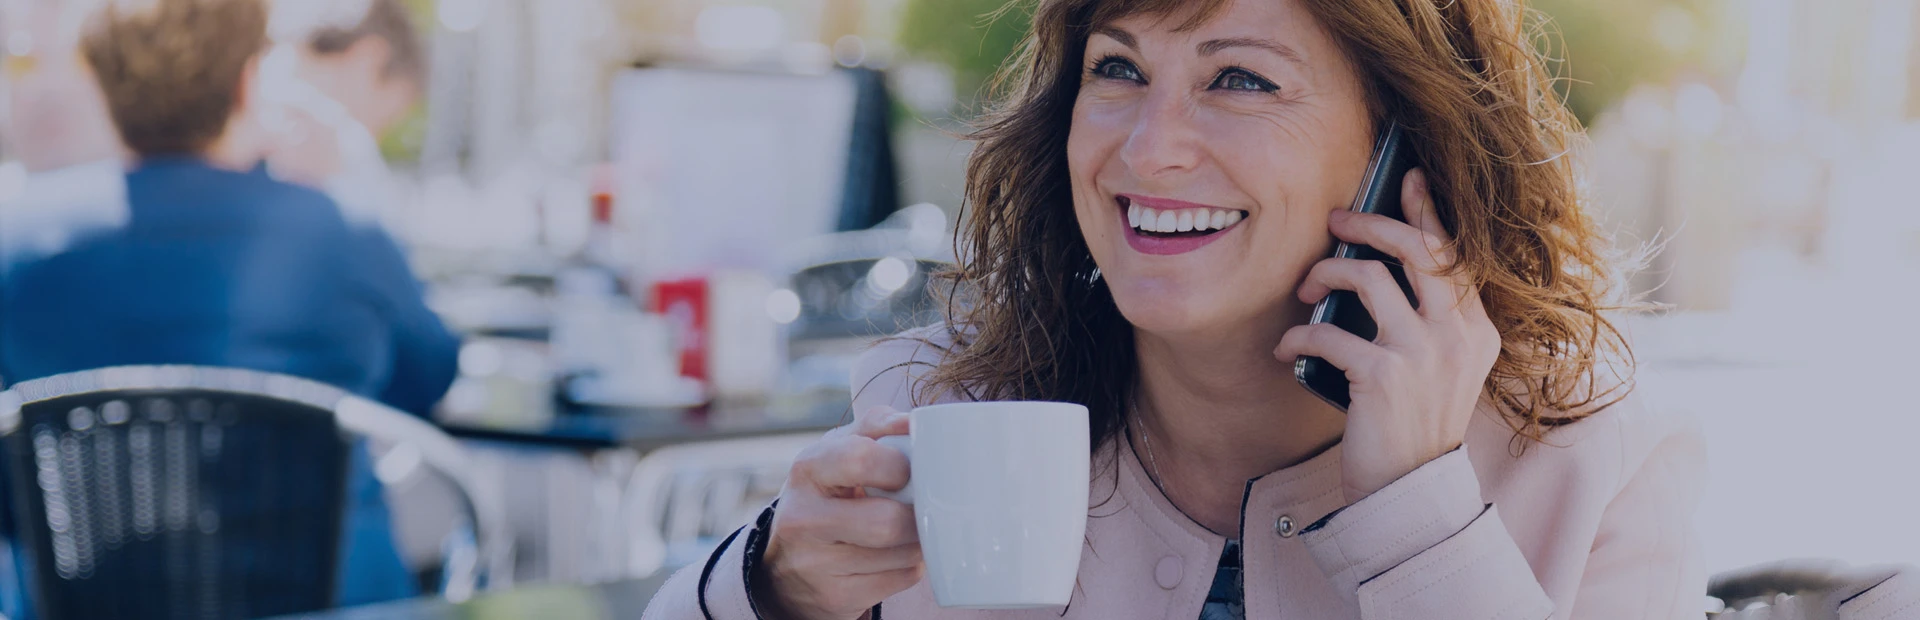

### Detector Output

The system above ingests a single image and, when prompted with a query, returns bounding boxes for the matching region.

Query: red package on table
[651,277,709,382]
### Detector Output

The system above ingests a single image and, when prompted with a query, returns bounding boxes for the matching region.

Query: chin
[1105,274,1232,336]
[1103,267,1307,343]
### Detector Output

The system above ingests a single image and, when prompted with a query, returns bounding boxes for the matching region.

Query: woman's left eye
[1209,68,1278,93]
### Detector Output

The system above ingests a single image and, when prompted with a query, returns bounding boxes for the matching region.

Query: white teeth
[1154,210,1177,232]
[1128,206,1247,234]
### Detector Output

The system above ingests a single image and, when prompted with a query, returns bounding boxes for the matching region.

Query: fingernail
[1328,210,1350,220]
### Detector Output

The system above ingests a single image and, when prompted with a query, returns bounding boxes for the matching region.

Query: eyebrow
[1197,37,1306,66]
[1092,25,1138,51]
[1090,27,1306,68]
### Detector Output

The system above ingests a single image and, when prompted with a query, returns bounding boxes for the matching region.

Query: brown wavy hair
[914,0,1640,452]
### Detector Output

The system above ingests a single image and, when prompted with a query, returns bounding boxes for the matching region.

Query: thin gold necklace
[1130,403,1169,495]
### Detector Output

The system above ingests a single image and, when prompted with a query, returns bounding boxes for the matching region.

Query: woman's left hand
[1275,169,1502,504]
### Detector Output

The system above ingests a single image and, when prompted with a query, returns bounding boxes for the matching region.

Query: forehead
[1084,0,1376,116]
[1091,0,1330,52]
[1096,0,1348,71]
[1086,0,1229,31]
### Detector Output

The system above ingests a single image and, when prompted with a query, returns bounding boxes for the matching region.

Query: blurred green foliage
[1530,0,1721,124]
[376,0,438,162]
[378,104,429,163]
[896,0,1032,100]
[895,0,1725,125]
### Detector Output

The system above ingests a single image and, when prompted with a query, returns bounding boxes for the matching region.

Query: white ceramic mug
[871,401,1090,609]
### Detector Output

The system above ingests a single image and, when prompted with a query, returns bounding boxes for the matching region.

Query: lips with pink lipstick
[1117,194,1249,256]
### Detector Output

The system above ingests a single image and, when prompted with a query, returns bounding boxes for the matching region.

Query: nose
[1118,88,1203,180]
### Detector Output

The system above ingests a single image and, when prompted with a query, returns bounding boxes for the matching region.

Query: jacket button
[1154,556,1183,589]
[1274,514,1297,538]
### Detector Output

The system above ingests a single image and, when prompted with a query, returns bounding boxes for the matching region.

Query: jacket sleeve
[1299,424,1708,620]
[345,228,460,418]
[1564,424,1708,619]
[641,521,768,620]
[644,333,944,619]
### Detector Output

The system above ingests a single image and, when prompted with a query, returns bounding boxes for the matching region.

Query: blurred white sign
[609,67,857,279]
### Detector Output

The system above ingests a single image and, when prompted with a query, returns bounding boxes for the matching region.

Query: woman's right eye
[1091,57,1144,83]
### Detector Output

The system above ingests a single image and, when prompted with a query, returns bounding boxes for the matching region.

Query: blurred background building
[0,0,1915,602]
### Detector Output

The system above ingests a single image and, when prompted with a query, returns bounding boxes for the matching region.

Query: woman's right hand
[753,406,923,620]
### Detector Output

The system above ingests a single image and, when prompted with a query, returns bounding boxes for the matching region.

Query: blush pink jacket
[643,331,1918,619]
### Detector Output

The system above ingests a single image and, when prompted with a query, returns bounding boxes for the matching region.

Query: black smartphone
[1294,122,1419,411]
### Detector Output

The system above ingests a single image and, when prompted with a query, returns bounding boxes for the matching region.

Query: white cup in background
[872,401,1090,609]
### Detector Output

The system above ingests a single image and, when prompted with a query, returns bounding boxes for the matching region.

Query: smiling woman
[644,1,1759,619]
[945,0,1629,454]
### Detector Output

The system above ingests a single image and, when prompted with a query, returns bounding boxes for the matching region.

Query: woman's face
[1069,0,1376,340]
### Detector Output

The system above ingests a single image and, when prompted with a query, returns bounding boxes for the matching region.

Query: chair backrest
[622,433,819,577]
[333,396,510,599]
[1707,559,1916,619]
[0,366,354,620]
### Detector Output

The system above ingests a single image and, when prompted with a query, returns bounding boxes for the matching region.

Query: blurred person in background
[0,0,128,274]
[264,0,425,227]
[0,0,458,613]
[0,3,120,174]
[0,4,126,615]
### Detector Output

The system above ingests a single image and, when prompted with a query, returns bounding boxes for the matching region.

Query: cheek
[1194,113,1361,251]
[1199,121,1335,255]
[1241,180,1337,302]
[1067,101,1129,183]
[1067,101,1127,232]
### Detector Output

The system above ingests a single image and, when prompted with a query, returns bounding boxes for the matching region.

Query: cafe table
[265,573,675,620]
[423,393,852,584]
[436,392,855,451]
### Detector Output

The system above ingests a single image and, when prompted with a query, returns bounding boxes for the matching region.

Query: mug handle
[864,435,913,505]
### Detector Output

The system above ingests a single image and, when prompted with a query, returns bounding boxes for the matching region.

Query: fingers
[1399,169,1488,319]
[828,497,919,548]
[1326,169,1473,316]
[762,540,924,616]
[785,565,926,614]
[824,544,923,576]
[849,565,925,589]
[774,538,921,577]
[1327,209,1446,274]
[1296,258,1420,332]
[847,406,911,440]
[1401,168,1447,239]
[1327,210,1449,294]
[794,433,911,492]
[1275,322,1380,377]
[836,566,924,598]
[761,413,926,618]
[777,494,919,549]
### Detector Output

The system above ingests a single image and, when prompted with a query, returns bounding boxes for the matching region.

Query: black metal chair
[1707,559,1918,618]
[0,366,507,620]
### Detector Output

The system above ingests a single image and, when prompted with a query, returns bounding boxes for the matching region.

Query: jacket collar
[1107,430,1348,544]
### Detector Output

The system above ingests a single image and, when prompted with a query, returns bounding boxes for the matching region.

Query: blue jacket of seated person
[0,157,461,615]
